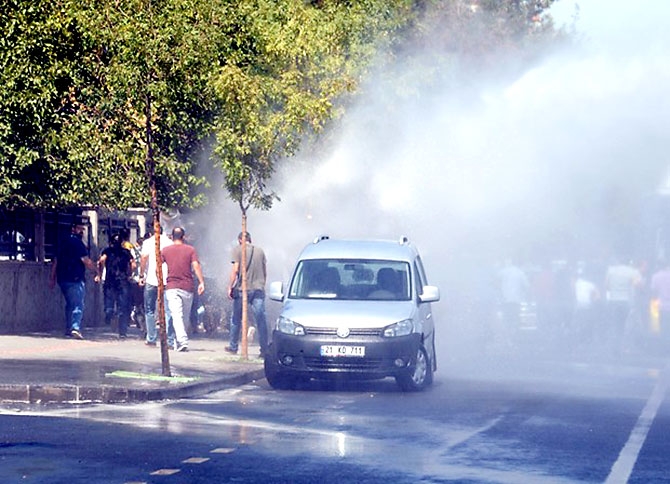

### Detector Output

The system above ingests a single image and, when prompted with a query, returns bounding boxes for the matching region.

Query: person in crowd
[466,259,499,349]
[650,258,670,348]
[497,258,530,343]
[225,231,268,357]
[572,265,600,350]
[49,222,97,339]
[121,228,145,332]
[140,226,175,347]
[531,261,556,334]
[161,227,205,352]
[96,232,135,339]
[553,261,575,337]
[630,258,652,349]
[604,256,642,353]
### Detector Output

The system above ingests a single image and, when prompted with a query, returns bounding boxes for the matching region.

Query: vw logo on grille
[336,326,350,338]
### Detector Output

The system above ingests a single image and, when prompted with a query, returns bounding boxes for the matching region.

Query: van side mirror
[269,281,284,301]
[419,285,440,303]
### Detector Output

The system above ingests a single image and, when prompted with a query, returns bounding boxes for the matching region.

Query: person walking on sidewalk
[604,256,641,353]
[497,258,529,346]
[225,231,268,357]
[121,227,145,332]
[572,266,600,350]
[49,222,97,339]
[140,226,175,347]
[161,227,205,352]
[96,233,135,339]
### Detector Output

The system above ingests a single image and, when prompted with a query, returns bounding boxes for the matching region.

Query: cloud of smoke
[191,1,670,370]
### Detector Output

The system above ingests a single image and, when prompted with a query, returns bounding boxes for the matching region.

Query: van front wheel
[264,354,297,390]
[396,345,433,392]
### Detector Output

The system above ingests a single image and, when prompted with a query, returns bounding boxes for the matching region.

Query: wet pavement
[0,326,265,404]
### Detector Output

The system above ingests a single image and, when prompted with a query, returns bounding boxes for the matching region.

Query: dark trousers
[104,282,131,336]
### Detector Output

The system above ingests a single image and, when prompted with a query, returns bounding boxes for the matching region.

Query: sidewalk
[0,326,265,405]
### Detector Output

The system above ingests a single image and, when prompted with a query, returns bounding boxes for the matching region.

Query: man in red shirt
[162,227,205,352]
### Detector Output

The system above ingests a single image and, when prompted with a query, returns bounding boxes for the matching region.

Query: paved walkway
[0,326,264,404]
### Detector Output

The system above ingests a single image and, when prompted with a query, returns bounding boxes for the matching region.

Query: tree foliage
[0,0,225,209]
[374,0,560,98]
[212,0,416,212]
[425,0,558,64]
[57,0,227,209]
[0,0,559,211]
[0,1,86,207]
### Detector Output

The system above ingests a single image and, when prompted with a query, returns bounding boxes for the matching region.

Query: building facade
[0,208,149,334]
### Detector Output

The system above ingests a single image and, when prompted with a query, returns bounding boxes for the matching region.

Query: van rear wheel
[396,345,433,392]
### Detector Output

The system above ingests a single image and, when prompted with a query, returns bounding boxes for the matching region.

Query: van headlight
[277,316,305,336]
[383,319,413,337]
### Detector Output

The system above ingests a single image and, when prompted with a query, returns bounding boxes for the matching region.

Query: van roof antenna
[313,235,330,244]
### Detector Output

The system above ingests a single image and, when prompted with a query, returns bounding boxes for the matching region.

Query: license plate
[320,345,365,357]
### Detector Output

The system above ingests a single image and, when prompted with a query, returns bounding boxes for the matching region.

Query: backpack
[105,247,131,285]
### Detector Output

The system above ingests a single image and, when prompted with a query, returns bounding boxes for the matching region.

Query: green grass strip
[105,370,198,383]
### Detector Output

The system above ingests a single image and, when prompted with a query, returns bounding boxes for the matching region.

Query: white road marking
[211,447,236,454]
[605,363,669,484]
[150,469,181,476]
[182,457,210,464]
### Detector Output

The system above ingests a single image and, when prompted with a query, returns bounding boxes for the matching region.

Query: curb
[0,369,266,404]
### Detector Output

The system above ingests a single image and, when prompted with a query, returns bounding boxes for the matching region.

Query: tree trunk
[240,209,249,360]
[146,89,171,377]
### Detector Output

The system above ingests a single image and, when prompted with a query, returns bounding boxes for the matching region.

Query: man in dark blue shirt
[49,223,97,339]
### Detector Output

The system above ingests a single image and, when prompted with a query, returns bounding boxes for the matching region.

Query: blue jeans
[230,289,267,353]
[59,281,85,334]
[144,284,175,346]
[104,282,131,336]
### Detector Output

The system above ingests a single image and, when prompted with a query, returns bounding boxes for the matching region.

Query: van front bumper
[268,330,422,379]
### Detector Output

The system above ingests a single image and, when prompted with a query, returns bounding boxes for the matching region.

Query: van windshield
[288,259,411,301]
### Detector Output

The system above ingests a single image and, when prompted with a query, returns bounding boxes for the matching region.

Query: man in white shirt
[573,268,600,347]
[139,226,174,347]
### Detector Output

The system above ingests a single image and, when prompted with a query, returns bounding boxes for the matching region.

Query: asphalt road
[1,347,669,484]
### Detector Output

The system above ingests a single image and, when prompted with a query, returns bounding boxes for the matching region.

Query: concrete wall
[0,207,150,334]
[0,261,103,334]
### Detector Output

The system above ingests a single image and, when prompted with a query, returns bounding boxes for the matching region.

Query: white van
[265,236,440,391]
